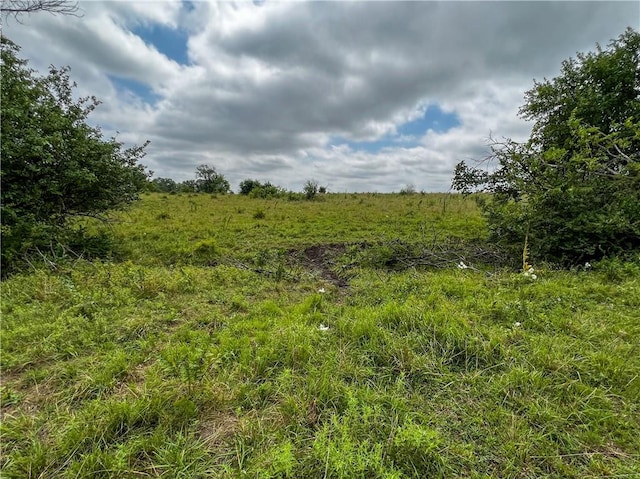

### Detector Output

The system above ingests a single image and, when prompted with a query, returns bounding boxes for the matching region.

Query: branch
[1,0,81,20]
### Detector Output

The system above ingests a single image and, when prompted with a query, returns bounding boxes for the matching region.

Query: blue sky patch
[398,104,460,136]
[330,104,460,153]
[109,75,159,105]
[131,23,190,66]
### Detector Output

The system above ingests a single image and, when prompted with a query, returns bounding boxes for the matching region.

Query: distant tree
[195,165,230,194]
[452,28,640,264]
[238,179,289,198]
[318,186,327,194]
[151,177,178,193]
[177,180,198,193]
[1,37,149,273]
[399,184,416,195]
[239,179,262,195]
[251,182,287,199]
[303,179,319,200]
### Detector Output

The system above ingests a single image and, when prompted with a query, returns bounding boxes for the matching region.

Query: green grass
[110,192,485,266]
[2,193,639,478]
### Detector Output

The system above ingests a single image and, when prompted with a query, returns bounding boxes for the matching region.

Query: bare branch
[1,0,81,21]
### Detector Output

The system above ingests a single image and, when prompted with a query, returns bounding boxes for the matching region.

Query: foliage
[452,28,640,264]
[399,183,416,195]
[251,182,286,199]
[194,164,230,194]
[239,178,262,195]
[303,179,319,200]
[150,177,178,193]
[239,179,288,199]
[0,37,149,274]
[177,179,198,193]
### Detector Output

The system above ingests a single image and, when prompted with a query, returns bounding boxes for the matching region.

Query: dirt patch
[294,243,352,288]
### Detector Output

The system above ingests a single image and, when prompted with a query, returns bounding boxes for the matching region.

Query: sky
[3,1,638,192]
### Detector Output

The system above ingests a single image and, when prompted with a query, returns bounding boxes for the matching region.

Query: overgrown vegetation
[239,179,288,199]
[2,192,639,478]
[453,28,640,265]
[0,37,149,275]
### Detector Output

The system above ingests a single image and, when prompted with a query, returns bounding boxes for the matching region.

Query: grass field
[2,193,639,478]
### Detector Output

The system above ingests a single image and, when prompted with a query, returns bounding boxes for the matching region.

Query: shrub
[399,184,416,195]
[151,178,178,193]
[452,28,640,265]
[1,38,149,274]
[239,179,262,195]
[303,180,319,200]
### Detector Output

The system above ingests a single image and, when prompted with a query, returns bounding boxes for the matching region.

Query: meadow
[1,192,639,478]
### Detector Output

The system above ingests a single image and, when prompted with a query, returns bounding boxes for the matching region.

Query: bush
[452,29,640,265]
[239,179,262,195]
[151,178,178,193]
[250,182,287,199]
[1,37,149,274]
[303,180,319,200]
[239,179,288,199]
[399,184,416,195]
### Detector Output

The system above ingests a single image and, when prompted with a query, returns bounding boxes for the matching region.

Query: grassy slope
[1,193,639,478]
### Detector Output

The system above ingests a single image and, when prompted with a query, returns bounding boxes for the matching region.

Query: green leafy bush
[303,180,319,200]
[1,37,149,274]
[452,29,640,265]
[239,179,288,198]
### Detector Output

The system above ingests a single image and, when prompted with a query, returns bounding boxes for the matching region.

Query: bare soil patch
[292,243,353,288]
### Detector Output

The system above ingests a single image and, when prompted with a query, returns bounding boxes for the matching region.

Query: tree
[452,28,640,264]
[151,177,178,193]
[1,37,149,273]
[177,180,198,193]
[194,165,230,194]
[399,184,416,195]
[303,179,319,200]
[1,0,79,20]
[239,179,262,195]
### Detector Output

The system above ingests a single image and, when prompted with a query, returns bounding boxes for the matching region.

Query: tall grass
[1,193,638,478]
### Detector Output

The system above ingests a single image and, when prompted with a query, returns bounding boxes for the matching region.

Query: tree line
[149,169,326,200]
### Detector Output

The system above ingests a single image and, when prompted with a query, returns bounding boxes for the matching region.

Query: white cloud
[3,1,638,191]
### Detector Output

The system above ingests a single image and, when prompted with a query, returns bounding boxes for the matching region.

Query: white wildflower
[318,324,329,331]
[317,288,326,294]
[584,262,592,269]
[530,274,537,280]
[514,322,522,327]
[457,261,468,269]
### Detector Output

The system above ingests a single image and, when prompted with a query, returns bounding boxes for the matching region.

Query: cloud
[3,1,638,191]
